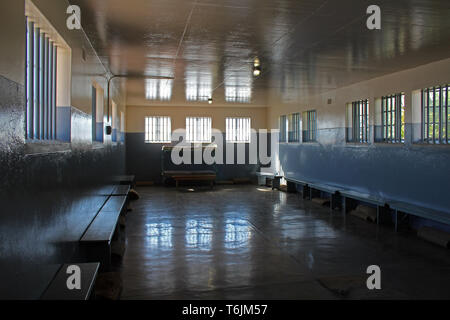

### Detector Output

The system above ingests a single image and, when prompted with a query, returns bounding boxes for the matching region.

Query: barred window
[288,113,300,143]
[347,99,370,143]
[186,117,212,143]
[279,115,287,142]
[145,116,172,143]
[25,18,57,140]
[226,117,251,143]
[302,110,316,142]
[381,93,405,143]
[422,85,449,144]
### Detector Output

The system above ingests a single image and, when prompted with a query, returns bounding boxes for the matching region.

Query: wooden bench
[80,195,127,271]
[111,184,130,196]
[163,170,217,189]
[41,263,99,300]
[112,175,136,188]
[285,178,341,210]
[285,177,313,199]
[339,189,388,224]
[308,182,341,211]
[256,172,282,190]
[93,185,116,196]
[285,176,450,232]
[389,201,450,232]
[172,174,216,189]
[285,177,384,213]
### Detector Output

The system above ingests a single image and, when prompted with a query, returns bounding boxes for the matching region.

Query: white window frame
[226,117,251,143]
[279,115,288,143]
[145,116,172,143]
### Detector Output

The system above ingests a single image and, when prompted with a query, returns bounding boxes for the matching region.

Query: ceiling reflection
[72,0,450,105]
[185,64,212,102]
[144,62,174,101]
[145,79,173,101]
[224,64,253,103]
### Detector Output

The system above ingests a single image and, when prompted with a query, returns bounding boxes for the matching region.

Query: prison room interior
[0,0,450,300]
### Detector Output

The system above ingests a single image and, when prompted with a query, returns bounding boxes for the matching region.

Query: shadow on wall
[0,75,126,299]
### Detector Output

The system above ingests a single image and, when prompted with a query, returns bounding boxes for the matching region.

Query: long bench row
[285,177,450,231]
[40,183,131,300]
[40,178,133,300]
[0,177,136,300]
[80,193,128,272]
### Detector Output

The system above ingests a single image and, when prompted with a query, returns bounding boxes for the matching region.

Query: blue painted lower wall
[112,128,117,142]
[56,106,71,142]
[280,127,450,231]
[0,75,126,299]
[125,132,269,183]
[95,122,103,142]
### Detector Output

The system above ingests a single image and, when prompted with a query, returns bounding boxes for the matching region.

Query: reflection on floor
[119,185,450,299]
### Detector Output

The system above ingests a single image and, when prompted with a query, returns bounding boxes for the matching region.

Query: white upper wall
[267,57,450,131]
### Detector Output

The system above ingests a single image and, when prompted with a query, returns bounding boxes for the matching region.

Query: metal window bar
[421,85,449,144]
[42,35,48,139]
[352,102,358,142]
[308,111,312,141]
[432,87,435,142]
[48,40,53,140]
[365,100,368,143]
[445,85,449,143]
[381,97,384,140]
[381,94,404,143]
[351,100,369,143]
[145,117,171,143]
[312,111,316,141]
[39,32,44,139]
[26,20,58,141]
[279,115,287,142]
[52,45,57,139]
[227,117,250,142]
[186,117,211,143]
[26,20,34,139]
[33,27,40,139]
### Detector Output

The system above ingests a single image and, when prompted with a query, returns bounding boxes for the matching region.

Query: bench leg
[394,209,398,232]
[377,206,380,225]
[302,185,308,199]
[342,197,347,214]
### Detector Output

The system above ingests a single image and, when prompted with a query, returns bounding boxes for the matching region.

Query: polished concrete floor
[119,185,450,299]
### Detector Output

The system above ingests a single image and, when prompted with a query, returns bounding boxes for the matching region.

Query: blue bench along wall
[279,127,450,232]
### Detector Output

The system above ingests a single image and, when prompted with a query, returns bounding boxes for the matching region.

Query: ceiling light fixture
[253,57,261,77]
[253,66,261,77]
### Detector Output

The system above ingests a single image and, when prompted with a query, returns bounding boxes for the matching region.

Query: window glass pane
[145,116,172,143]
[226,118,251,142]
[186,117,212,143]
[302,110,317,142]
[422,85,449,143]
[279,115,287,142]
[350,100,369,143]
